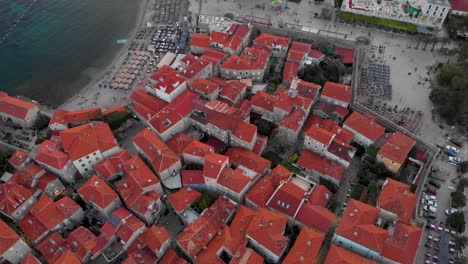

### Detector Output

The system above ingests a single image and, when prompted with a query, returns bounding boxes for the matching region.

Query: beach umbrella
[130,74,136,79]
[133,70,139,74]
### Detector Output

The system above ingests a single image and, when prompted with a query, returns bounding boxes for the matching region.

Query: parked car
[445,145,459,154]
[426,188,437,195]
[429,180,441,188]
[424,205,437,213]
[425,200,438,207]
[444,148,458,157]
[449,156,461,165]
[424,211,437,219]
[425,194,436,201]
[445,208,458,216]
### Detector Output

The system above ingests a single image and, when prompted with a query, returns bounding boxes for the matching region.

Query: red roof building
[176,213,218,257]
[225,147,271,179]
[334,47,355,64]
[21,252,41,264]
[296,204,336,233]
[325,245,377,264]
[37,232,69,263]
[283,61,301,83]
[51,250,81,264]
[8,150,30,170]
[377,131,415,168]
[66,226,97,263]
[216,167,252,196]
[308,49,325,60]
[167,187,201,213]
[133,128,181,179]
[166,133,214,164]
[320,81,352,107]
[451,0,468,14]
[336,199,389,253]
[10,163,45,190]
[159,249,189,264]
[266,181,307,218]
[49,107,101,130]
[0,181,35,220]
[289,78,321,100]
[59,122,120,175]
[0,93,39,127]
[343,112,386,146]
[283,227,324,263]
[190,34,211,53]
[253,33,291,53]
[203,153,229,180]
[218,80,247,106]
[245,166,291,209]
[380,222,422,264]
[246,208,289,262]
[130,89,168,120]
[148,65,187,101]
[0,219,30,263]
[297,150,345,183]
[377,178,417,224]
[181,170,205,185]
[77,175,121,217]
[127,226,170,261]
[178,58,212,81]
[188,77,220,100]
[287,41,312,63]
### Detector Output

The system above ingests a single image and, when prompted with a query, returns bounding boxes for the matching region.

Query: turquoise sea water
[0,0,142,106]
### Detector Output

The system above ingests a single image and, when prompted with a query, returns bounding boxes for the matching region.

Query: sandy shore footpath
[59,0,151,111]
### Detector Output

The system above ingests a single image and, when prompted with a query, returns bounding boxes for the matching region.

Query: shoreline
[59,0,150,110]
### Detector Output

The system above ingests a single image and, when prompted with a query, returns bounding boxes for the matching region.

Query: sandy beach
[59,0,151,111]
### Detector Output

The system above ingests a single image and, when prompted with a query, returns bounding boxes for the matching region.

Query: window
[286,204,290,209]
[435,6,438,11]
[428,4,432,9]
[79,159,83,162]
[442,8,445,12]
[433,11,437,16]
[277,200,281,205]
[86,155,90,159]
[426,10,430,15]
[81,164,85,167]
[84,168,89,172]
[93,153,97,156]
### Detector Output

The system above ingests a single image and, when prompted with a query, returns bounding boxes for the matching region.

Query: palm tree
[455,235,468,253]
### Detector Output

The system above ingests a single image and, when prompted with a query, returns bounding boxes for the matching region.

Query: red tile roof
[283,227,324,263]
[283,61,300,82]
[66,226,97,261]
[21,252,41,264]
[102,105,129,116]
[0,219,21,255]
[267,181,306,217]
[93,159,119,180]
[381,222,422,264]
[328,140,356,163]
[290,41,312,53]
[130,89,168,120]
[56,196,82,219]
[229,205,257,249]
[59,122,118,161]
[378,178,417,224]
[150,65,186,93]
[129,226,169,257]
[287,49,306,62]
[270,165,293,187]
[304,116,353,144]
[204,99,249,121]
[37,232,68,263]
[246,208,289,256]
[451,0,468,12]
[305,126,335,145]
[230,247,264,264]
[252,134,267,156]
[211,31,230,45]
[217,167,251,193]
[336,199,389,253]
[49,107,101,128]
[0,94,37,119]
[325,245,377,264]
[246,177,276,208]
[297,150,345,182]
[122,156,161,189]
[296,204,336,233]
[52,250,81,264]
[34,140,70,170]
[225,148,271,176]
[167,89,199,117]
[8,150,29,168]
[203,48,227,61]
[191,34,211,49]
[203,153,229,180]
[221,54,268,71]
[334,47,355,64]
[219,81,247,104]
[308,185,332,207]
[11,163,44,188]
[321,82,352,105]
[159,249,189,264]
[113,208,146,243]
[343,112,385,142]
[189,77,220,95]
[133,128,180,173]
[225,35,243,51]
[254,33,291,48]
[200,196,236,227]
[179,58,211,80]
[168,188,201,213]
[176,216,217,256]
[308,49,325,59]
[377,131,416,164]
[0,181,34,215]
[77,175,119,209]
[148,107,184,134]
[181,169,205,185]
[290,78,321,99]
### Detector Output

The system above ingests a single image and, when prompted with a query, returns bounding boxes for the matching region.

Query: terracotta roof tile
[308,185,332,207]
[191,34,211,49]
[377,132,416,164]
[290,78,321,99]
[179,58,211,80]
[52,250,81,264]
[336,199,389,253]
[267,181,306,217]
[283,61,300,82]
[34,140,70,170]
[77,175,119,209]
[217,167,251,193]
[334,47,355,64]
[66,226,97,261]
[176,216,217,256]
[308,49,325,59]
[0,94,37,119]
[59,122,118,161]
[254,33,291,48]
[189,77,220,95]
[122,156,161,189]
[0,219,21,255]
[377,178,417,224]
[8,150,29,168]
[21,252,41,264]
[0,181,34,215]
[283,227,324,263]
[321,81,352,105]
[49,107,101,128]
[203,153,229,180]
[296,204,336,233]
[37,232,68,263]
[181,170,205,185]
[343,112,386,142]
[56,196,81,219]
[297,150,344,182]
[168,188,201,213]
[159,249,189,264]
[246,208,289,256]
[225,148,271,176]
[129,226,169,256]
[325,245,377,264]
[381,222,422,264]
[133,128,180,173]
[230,247,264,264]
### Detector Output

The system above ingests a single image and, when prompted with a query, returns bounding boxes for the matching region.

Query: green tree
[447,212,466,232]
[458,42,468,65]
[451,191,467,208]
[459,161,468,174]
[438,64,463,85]
[455,236,468,253]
